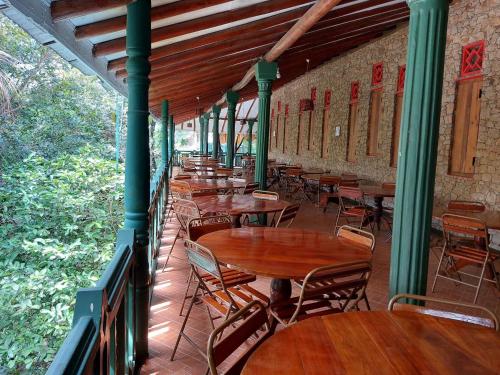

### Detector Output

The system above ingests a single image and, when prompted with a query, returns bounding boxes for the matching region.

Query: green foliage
[0,147,124,373]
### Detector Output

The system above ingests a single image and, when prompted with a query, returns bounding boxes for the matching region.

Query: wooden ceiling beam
[51,0,131,22]
[75,0,232,39]
[93,0,316,57]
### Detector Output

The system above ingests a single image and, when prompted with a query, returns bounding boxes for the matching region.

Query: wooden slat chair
[447,200,486,212]
[179,215,268,316]
[271,261,372,327]
[242,190,280,226]
[334,186,374,233]
[161,198,200,272]
[171,240,269,361]
[275,203,301,228]
[174,174,192,180]
[388,293,498,331]
[216,167,234,179]
[317,175,341,210]
[207,301,272,375]
[243,182,259,195]
[431,214,499,303]
[284,168,307,201]
[166,179,193,222]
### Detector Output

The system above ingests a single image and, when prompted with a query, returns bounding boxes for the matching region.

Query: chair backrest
[388,293,498,331]
[184,239,223,281]
[252,190,279,201]
[447,200,486,212]
[187,215,232,242]
[171,180,192,199]
[286,168,302,177]
[441,214,488,242]
[174,174,192,180]
[319,175,341,186]
[382,182,396,190]
[216,167,233,176]
[341,173,358,180]
[338,186,364,201]
[339,180,359,187]
[173,199,201,231]
[275,203,300,228]
[290,261,372,324]
[337,225,375,253]
[207,301,271,375]
[243,182,259,194]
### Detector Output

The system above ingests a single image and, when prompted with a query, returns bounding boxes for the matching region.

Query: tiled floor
[142,198,499,375]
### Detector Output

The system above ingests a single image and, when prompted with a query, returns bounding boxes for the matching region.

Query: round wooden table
[198,227,371,303]
[186,179,246,192]
[242,311,500,374]
[193,195,288,227]
[360,184,396,230]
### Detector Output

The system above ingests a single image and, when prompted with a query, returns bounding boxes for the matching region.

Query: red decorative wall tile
[285,104,289,116]
[397,65,406,93]
[311,87,317,102]
[324,90,331,107]
[271,108,275,118]
[372,62,383,86]
[350,81,360,103]
[460,40,485,78]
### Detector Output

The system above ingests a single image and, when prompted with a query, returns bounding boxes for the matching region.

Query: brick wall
[269,0,500,209]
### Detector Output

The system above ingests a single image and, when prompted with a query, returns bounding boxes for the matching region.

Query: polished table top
[186,179,246,191]
[242,311,500,375]
[198,227,372,279]
[193,195,289,217]
[301,173,360,182]
[433,205,500,230]
[360,184,396,198]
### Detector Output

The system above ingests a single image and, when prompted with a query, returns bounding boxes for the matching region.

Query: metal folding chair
[275,203,301,227]
[334,186,374,233]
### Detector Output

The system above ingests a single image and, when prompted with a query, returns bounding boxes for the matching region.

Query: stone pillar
[124,0,151,364]
[389,0,449,299]
[168,114,175,172]
[212,105,221,159]
[161,100,168,166]
[255,61,277,190]
[225,91,239,168]
[247,119,255,155]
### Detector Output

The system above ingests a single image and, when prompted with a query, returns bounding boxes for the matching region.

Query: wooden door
[367,90,382,156]
[346,103,358,162]
[390,93,404,167]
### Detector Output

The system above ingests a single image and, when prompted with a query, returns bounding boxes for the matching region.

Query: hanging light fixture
[276,67,281,79]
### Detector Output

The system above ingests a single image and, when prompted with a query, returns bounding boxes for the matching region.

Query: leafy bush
[0,146,124,373]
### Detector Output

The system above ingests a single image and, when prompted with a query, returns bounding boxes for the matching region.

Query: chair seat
[344,207,371,217]
[270,297,340,321]
[202,269,256,288]
[448,246,488,264]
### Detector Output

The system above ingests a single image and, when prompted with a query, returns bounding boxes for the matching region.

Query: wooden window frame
[321,90,332,159]
[346,82,360,163]
[390,65,406,168]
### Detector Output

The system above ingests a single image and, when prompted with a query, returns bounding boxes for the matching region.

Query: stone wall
[269,0,500,209]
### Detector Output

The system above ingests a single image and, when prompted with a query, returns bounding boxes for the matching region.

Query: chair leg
[431,244,447,293]
[473,259,488,304]
[161,228,180,272]
[364,294,371,310]
[179,269,195,316]
[170,283,200,361]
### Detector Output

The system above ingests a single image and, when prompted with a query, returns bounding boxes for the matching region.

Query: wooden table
[242,311,500,374]
[193,195,288,227]
[186,179,246,192]
[360,184,396,230]
[433,205,500,230]
[301,173,358,182]
[198,227,371,304]
[193,172,232,179]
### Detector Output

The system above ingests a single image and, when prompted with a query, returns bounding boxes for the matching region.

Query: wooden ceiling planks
[51,0,132,22]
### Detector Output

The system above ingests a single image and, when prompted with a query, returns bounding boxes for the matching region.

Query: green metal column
[255,61,277,190]
[225,91,239,168]
[203,113,210,155]
[199,115,204,154]
[124,0,151,364]
[212,105,221,159]
[168,114,175,169]
[247,119,255,155]
[161,100,168,167]
[389,0,449,299]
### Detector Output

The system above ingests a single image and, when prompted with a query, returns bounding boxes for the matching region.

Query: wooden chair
[271,261,372,327]
[447,200,486,212]
[431,214,498,303]
[275,203,301,228]
[161,198,200,272]
[207,301,272,375]
[284,168,307,201]
[174,174,192,180]
[252,190,279,200]
[243,182,259,195]
[166,180,194,222]
[216,167,233,178]
[170,240,268,361]
[388,293,498,331]
[334,187,374,233]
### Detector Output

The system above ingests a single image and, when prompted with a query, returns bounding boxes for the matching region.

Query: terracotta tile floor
[142,199,499,374]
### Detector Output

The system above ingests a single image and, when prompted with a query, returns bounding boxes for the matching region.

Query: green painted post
[203,113,210,155]
[247,119,255,155]
[389,0,449,300]
[255,61,277,190]
[124,0,151,365]
[199,115,204,154]
[212,105,221,159]
[168,114,175,169]
[115,95,124,170]
[161,100,168,167]
[225,91,239,168]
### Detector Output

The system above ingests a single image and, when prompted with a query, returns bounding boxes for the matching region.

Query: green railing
[47,164,170,374]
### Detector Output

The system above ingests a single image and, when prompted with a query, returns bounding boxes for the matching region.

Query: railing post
[124,0,151,364]
[225,91,239,168]
[161,100,168,167]
[247,119,255,155]
[390,0,449,299]
[168,114,175,172]
[255,61,277,190]
[203,113,210,155]
[212,105,221,159]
